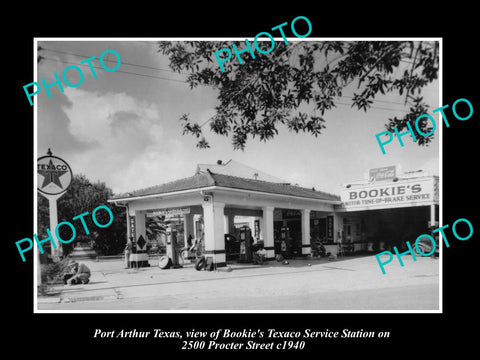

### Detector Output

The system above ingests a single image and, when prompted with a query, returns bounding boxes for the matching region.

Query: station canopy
[111,169,339,203]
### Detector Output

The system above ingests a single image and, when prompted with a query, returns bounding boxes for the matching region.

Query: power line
[39,47,187,75]
[39,56,188,84]
[39,57,415,113]
[40,40,433,79]
[340,94,407,107]
[335,101,410,113]
[38,45,435,112]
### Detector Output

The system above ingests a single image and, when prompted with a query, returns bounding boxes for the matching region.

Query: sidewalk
[38,256,334,304]
[37,253,440,310]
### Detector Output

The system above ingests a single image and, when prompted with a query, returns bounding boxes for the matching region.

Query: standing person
[195,232,205,257]
[124,237,133,269]
[318,240,326,257]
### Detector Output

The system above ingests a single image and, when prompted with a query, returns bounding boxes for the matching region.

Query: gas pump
[165,227,182,268]
[280,226,289,258]
[237,226,253,263]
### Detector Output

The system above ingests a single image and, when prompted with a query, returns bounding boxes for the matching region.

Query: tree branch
[356,44,400,88]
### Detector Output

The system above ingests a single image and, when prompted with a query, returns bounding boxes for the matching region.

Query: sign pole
[49,196,59,257]
[37,241,41,286]
[46,193,65,258]
[37,148,73,262]
[37,192,64,285]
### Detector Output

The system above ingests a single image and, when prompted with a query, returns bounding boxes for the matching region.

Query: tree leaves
[385,96,434,146]
[180,114,202,138]
[196,137,210,149]
[37,174,127,256]
[159,40,439,150]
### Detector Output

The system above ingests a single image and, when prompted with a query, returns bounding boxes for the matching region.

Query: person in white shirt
[253,245,267,265]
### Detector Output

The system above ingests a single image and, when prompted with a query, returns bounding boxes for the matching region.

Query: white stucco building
[109,161,439,267]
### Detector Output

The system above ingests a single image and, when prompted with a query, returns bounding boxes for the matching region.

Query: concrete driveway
[37,254,440,312]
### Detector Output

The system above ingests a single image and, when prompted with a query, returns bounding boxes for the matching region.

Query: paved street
[37,254,440,311]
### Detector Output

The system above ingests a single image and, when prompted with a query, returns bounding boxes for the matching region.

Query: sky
[35,39,440,196]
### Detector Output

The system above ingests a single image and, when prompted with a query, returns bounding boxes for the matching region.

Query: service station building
[109,161,439,267]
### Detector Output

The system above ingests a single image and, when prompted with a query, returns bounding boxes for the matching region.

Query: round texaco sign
[37,154,73,196]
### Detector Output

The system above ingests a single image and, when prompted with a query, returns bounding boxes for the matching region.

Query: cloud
[63,89,160,145]
[61,88,187,193]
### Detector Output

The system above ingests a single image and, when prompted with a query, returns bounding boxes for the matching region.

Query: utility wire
[39,42,436,82]
[39,46,434,113]
[335,101,410,113]
[39,57,424,113]
[339,94,408,107]
[39,56,188,84]
[40,40,434,77]
[39,47,186,75]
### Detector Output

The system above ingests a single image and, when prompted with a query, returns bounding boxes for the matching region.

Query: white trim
[213,186,341,204]
[108,186,217,202]
[109,185,341,205]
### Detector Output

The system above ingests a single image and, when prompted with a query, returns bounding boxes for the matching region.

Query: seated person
[317,241,326,257]
[64,260,91,285]
[253,246,267,265]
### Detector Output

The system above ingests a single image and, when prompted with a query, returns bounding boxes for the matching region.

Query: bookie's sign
[340,177,438,210]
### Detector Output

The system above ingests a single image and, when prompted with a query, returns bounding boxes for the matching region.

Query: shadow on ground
[225,253,373,270]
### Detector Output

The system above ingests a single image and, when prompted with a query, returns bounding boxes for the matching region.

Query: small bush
[37,283,56,296]
[41,258,71,284]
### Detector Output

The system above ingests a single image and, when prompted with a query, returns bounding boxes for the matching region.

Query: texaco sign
[37,154,73,196]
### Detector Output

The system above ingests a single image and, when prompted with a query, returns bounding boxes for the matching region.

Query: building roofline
[108,184,341,205]
[109,170,340,204]
[212,186,342,204]
[108,186,217,203]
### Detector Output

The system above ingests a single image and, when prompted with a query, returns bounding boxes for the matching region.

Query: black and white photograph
[33,38,442,313]
[7,6,478,355]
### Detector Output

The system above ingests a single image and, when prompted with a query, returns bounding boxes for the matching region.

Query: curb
[38,291,120,304]
[38,296,62,304]
[60,294,119,303]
